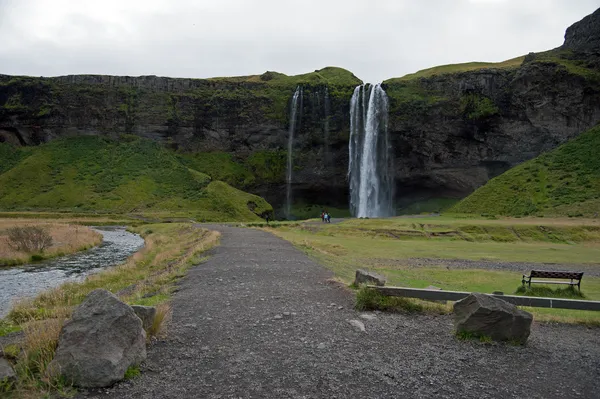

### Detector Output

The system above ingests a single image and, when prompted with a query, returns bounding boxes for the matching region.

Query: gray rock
[359,314,377,321]
[131,305,157,331]
[0,357,16,384]
[347,319,366,333]
[454,293,533,344]
[48,289,147,388]
[354,269,386,287]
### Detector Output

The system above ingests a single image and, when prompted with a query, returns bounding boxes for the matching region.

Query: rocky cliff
[1,9,599,215]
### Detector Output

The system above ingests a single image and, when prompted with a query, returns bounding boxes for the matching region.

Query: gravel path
[83,226,600,399]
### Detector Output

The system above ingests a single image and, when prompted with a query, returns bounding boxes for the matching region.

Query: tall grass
[0,220,102,266]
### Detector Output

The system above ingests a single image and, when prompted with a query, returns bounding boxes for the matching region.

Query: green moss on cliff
[0,136,272,221]
[530,49,600,84]
[246,150,287,183]
[383,79,448,119]
[451,124,600,217]
[460,93,499,120]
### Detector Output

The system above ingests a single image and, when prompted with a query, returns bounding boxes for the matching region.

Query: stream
[0,226,145,318]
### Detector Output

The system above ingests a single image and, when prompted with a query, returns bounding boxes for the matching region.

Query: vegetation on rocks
[451,124,600,217]
[0,136,272,221]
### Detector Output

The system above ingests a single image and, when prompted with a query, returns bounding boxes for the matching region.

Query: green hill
[0,136,272,221]
[451,125,600,217]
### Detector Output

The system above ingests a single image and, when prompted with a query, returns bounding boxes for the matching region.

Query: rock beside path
[354,269,386,286]
[48,289,147,388]
[454,293,533,344]
[131,305,157,331]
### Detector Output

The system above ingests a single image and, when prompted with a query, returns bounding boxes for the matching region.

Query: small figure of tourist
[321,210,325,222]
[325,212,331,223]
[265,214,270,225]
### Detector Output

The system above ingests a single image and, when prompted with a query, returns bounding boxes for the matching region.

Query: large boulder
[131,305,157,331]
[454,293,533,344]
[354,269,386,286]
[48,289,146,388]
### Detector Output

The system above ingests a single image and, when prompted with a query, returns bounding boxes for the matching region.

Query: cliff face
[384,49,600,206]
[1,9,599,214]
[0,68,361,211]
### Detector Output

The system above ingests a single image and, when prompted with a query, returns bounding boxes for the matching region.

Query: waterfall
[348,83,394,218]
[323,87,331,164]
[285,86,302,219]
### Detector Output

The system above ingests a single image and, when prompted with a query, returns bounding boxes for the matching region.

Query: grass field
[389,56,525,82]
[266,216,600,325]
[0,219,102,266]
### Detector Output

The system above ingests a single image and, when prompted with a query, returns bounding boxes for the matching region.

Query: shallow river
[0,226,145,318]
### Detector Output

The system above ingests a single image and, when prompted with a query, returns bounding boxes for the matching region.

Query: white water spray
[348,83,394,218]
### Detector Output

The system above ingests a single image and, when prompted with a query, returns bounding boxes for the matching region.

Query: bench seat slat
[529,280,577,285]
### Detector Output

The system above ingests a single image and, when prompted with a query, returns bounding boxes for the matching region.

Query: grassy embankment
[0,222,219,397]
[266,216,600,325]
[0,135,272,222]
[452,124,600,217]
[0,220,102,266]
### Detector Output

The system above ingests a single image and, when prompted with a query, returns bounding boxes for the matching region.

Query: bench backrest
[529,270,583,280]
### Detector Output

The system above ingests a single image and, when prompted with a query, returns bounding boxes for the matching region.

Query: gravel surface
[82,225,600,399]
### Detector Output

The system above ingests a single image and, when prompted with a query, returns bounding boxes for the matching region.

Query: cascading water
[285,86,302,219]
[348,83,394,218]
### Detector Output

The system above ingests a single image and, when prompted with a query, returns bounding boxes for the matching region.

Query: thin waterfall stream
[285,86,302,219]
[348,83,394,218]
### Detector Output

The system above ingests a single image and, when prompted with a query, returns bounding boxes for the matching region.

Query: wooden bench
[522,270,583,290]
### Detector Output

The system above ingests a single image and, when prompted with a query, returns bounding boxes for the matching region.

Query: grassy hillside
[452,125,600,217]
[0,136,272,221]
[391,56,525,82]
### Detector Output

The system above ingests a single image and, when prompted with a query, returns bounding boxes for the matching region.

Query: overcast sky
[0,0,597,83]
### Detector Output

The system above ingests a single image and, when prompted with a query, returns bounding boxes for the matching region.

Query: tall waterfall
[348,83,394,218]
[285,86,302,219]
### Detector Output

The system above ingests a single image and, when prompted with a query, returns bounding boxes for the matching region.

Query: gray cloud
[0,0,597,82]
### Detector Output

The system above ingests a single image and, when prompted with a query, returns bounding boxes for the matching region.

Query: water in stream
[0,226,144,318]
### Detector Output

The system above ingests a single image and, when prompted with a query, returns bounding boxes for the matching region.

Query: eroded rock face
[454,293,533,344]
[48,289,146,388]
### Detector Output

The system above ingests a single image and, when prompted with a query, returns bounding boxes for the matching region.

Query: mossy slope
[0,136,272,221]
[451,125,600,217]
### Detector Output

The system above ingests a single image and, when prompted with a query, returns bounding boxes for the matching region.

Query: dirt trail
[86,225,600,399]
